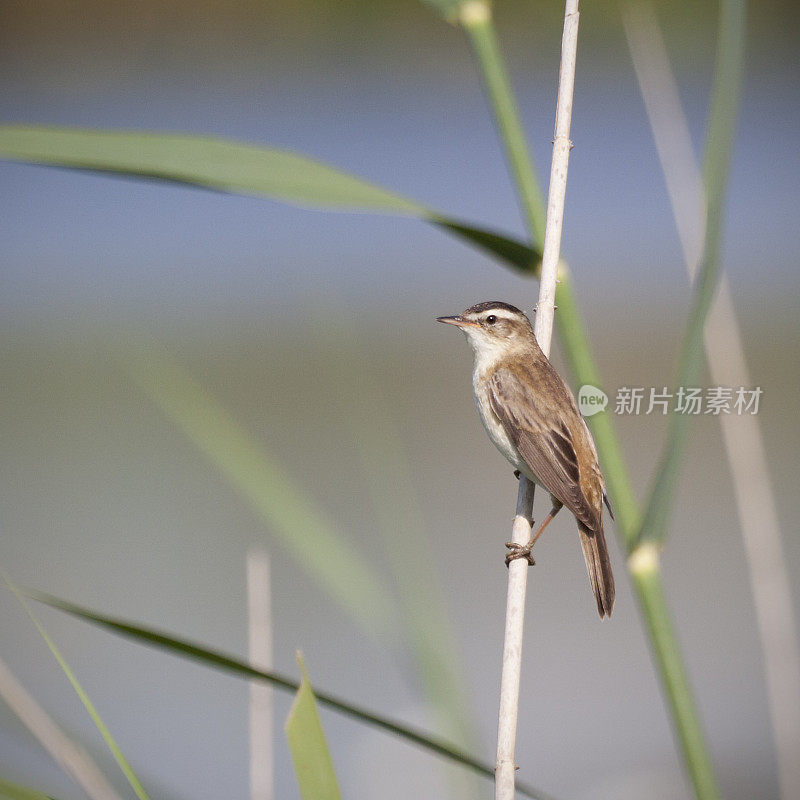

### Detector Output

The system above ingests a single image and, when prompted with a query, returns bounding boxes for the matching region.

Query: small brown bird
[438,301,615,617]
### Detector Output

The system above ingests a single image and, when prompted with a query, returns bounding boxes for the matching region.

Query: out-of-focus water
[1,0,799,329]
[1,309,797,800]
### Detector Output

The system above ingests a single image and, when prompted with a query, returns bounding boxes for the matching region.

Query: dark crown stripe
[464,301,525,316]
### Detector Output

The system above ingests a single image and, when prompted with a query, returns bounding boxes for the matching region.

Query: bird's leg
[529,503,562,546]
[505,501,563,567]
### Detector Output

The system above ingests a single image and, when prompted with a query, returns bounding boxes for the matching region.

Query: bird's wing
[488,364,599,529]
[579,415,614,520]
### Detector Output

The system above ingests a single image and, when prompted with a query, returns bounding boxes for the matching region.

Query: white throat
[463,328,512,378]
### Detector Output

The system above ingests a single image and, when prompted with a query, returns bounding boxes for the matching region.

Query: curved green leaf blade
[0,125,539,274]
[26,591,554,800]
[433,217,540,275]
[285,655,341,800]
[0,126,421,213]
[0,778,58,800]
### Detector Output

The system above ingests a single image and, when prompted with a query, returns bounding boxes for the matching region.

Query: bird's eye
[486,315,497,325]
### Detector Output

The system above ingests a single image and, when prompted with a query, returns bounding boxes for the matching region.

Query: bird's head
[437,301,537,363]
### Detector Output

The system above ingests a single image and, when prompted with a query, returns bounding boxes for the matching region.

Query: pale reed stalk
[494,2,581,798]
[622,6,800,798]
[247,548,274,800]
[0,654,124,800]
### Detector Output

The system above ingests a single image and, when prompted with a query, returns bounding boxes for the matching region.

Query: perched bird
[438,301,615,617]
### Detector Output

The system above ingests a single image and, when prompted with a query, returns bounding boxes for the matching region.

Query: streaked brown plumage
[438,301,615,617]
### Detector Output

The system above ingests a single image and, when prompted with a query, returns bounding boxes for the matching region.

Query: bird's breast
[472,370,536,481]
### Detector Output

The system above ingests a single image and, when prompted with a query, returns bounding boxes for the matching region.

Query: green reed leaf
[26,590,554,800]
[285,655,341,800]
[0,125,539,274]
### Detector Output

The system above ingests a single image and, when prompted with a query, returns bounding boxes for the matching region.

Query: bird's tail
[578,521,615,618]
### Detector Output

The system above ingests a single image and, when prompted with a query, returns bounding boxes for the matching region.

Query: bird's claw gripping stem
[505,540,535,567]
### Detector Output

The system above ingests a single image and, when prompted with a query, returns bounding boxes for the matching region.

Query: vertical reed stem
[248,549,274,800]
[464,2,583,796]
[494,478,536,800]
[461,0,546,244]
[629,545,721,800]
[459,0,733,797]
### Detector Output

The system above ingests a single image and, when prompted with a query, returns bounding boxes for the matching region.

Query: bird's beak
[437,315,478,329]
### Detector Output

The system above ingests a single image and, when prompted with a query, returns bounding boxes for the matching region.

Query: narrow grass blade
[622,6,800,798]
[3,583,150,800]
[26,591,554,800]
[285,655,341,800]
[554,272,641,547]
[121,340,395,638]
[0,125,539,274]
[0,778,58,800]
[636,0,746,547]
[628,546,720,800]
[461,2,547,245]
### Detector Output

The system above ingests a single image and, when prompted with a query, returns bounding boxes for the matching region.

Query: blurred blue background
[1,1,798,799]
